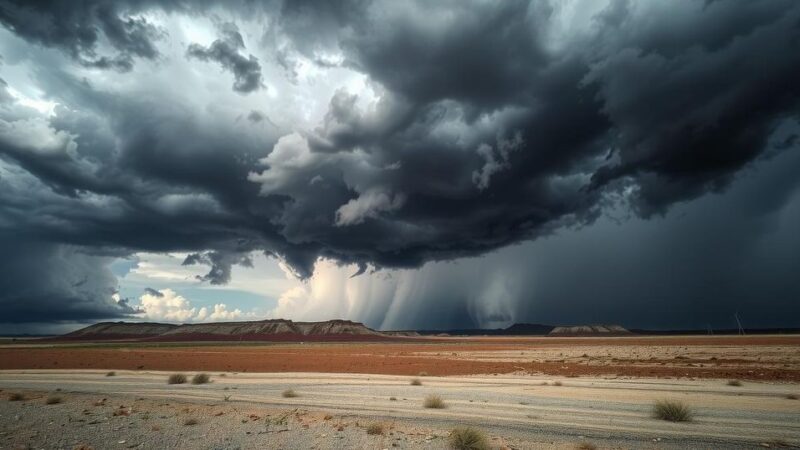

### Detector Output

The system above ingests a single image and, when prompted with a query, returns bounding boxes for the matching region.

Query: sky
[0,0,799,334]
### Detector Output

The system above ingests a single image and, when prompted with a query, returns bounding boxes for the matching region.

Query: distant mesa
[547,324,632,337]
[60,319,391,342]
[62,322,179,340]
[57,320,633,342]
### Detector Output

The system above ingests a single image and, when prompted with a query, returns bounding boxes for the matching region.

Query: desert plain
[1,335,799,449]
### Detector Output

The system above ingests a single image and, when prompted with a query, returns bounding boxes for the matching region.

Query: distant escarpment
[61,319,393,342]
[547,324,632,337]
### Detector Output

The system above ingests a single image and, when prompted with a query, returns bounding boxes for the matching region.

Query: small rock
[118,440,126,444]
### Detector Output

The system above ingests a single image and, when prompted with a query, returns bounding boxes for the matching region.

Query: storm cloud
[186,22,264,93]
[0,0,799,330]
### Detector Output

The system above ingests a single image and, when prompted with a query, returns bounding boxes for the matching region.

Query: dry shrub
[8,392,24,401]
[410,378,422,386]
[448,427,489,450]
[366,422,385,435]
[45,396,62,405]
[105,371,116,377]
[191,373,211,385]
[167,373,187,384]
[183,418,198,426]
[423,394,446,409]
[727,379,742,387]
[653,400,692,422]
[282,389,298,398]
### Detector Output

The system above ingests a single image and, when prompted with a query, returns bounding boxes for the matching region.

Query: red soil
[2,335,799,381]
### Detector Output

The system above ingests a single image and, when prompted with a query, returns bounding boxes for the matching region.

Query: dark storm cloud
[0,0,799,327]
[0,234,138,323]
[182,251,254,285]
[0,0,162,71]
[186,23,264,93]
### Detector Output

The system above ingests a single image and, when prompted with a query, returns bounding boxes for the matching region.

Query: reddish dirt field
[2,335,799,381]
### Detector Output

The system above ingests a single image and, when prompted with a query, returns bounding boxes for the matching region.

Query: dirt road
[1,370,798,449]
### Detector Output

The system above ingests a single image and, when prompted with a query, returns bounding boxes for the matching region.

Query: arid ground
[1,335,799,449]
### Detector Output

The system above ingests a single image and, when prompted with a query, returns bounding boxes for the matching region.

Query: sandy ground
[1,335,799,381]
[0,370,799,449]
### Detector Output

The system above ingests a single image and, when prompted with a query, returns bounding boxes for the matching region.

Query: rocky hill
[60,319,391,342]
[62,322,178,340]
[548,324,631,337]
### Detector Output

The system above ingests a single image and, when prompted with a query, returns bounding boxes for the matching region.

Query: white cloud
[136,288,250,323]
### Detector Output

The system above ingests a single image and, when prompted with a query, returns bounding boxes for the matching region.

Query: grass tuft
[45,396,62,405]
[167,373,187,385]
[191,373,211,385]
[183,418,198,426]
[552,381,563,386]
[727,379,742,387]
[389,396,397,401]
[653,399,692,422]
[423,394,446,409]
[366,422,385,435]
[8,392,24,401]
[410,378,422,386]
[448,426,489,450]
[576,443,597,450]
[282,389,298,398]
[786,394,798,400]
[105,371,116,377]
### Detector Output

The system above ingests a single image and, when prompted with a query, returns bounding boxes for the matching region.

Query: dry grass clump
[8,392,24,401]
[423,394,446,409]
[552,381,563,386]
[653,399,692,422]
[389,396,397,401]
[448,426,489,450]
[576,443,597,450]
[410,378,422,386]
[786,394,798,400]
[191,373,211,385]
[282,389,298,398]
[167,373,187,384]
[45,396,63,405]
[183,418,198,426]
[366,422,385,435]
[105,371,116,377]
[727,379,742,387]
